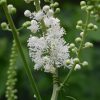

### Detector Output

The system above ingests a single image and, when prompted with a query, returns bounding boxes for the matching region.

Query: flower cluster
[87,0,100,21]
[24,5,71,73]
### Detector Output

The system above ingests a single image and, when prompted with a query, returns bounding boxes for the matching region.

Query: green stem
[2,3,41,100]
[51,69,59,100]
[59,11,90,90]
[78,11,90,57]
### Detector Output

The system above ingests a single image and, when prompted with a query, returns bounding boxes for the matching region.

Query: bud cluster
[5,40,18,100]
[7,4,16,14]
[80,1,100,22]
[87,0,100,22]
[68,1,99,71]
[75,1,98,52]
[50,2,60,13]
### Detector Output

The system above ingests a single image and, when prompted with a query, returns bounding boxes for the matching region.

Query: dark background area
[0,0,100,100]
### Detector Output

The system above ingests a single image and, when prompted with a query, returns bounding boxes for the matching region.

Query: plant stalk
[2,2,41,100]
[51,69,59,100]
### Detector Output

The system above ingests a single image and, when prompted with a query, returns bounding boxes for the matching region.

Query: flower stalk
[51,69,59,100]
[78,11,90,57]
[60,11,90,90]
[2,2,41,100]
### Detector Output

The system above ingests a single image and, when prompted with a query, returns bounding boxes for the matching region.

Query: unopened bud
[24,10,31,17]
[80,1,87,10]
[72,48,77,53]
[43,5,50,12]
[8,4,16,14]
[76,25,82,30]
[88,23,94,30]
[1,22,8,30]
[87,5,93,11]
[77,20,83,26]
[22,21,31,28]
[80,1,86,6]
[85,42,93,48]
[69,43,75,49]
[75,37,82,43]
[0,0,6,5]
[66,59,71,65]
[74,64,81,70]
[47,9,54,17]
[82,61,88,67]
[55,8,60,13]
[74,58,80,64]
[80,32,84,37]
[93,25,98,31]
[81,6,87,10]
[54,2,59,7]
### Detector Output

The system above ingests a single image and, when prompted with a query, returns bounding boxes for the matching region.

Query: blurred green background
[0,0,100,100]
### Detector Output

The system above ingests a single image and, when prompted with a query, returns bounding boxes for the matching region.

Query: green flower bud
[97,4,100,9]
[93,25,98,31]
[80,32,84,37]
[1,22,8,30]
[14,95,18,99]
[81,6,87,10]
[69,43,75,49]
[80,1,86,6]
[77,20,83,26]
[90,11,94,15]
[74,64,81,70]
[75,37,82,43]
[76,25,82,30]
[66,59,71,65]
[87,23,94,30]
[85,42,93,48]
[73,58,80,64]
[54,2,59,7]
[82,61,88,67]
[11,7,16,14]
[22,21,31,28]
[72,47,77,53]
[50,4,55,8]
[80,1,87,10]
[55,8,60,13]
[0,0,6,5]
[34,94,36,98]
[8,4,16,14]
[87,5,94,11]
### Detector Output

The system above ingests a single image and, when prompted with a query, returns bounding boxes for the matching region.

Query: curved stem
[2,3,41,100]
[51,69,59,100]
[59,11,90,90]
